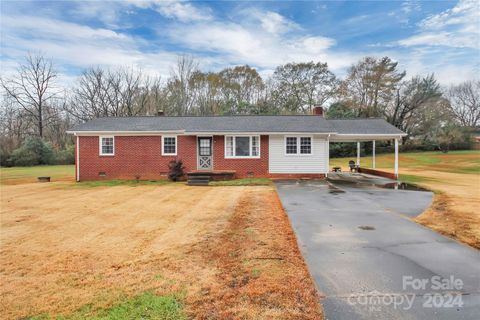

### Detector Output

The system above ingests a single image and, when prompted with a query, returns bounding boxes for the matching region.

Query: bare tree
[219,65,265,114]
[67,66,155,120]
[271,62,337,114]
[190,71,224,115]
[143,77,166,115]
[164,55,200,115]
[339,56,405,117]
[386,74,443,138]
[1,54,61,137]
[0,94,30,155]
[67,67,110,120]
[447,80,480,127]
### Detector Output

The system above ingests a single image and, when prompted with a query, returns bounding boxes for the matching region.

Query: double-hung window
[286,137,297,154]
[285,136,312,155]
[162,136,177,155]
[99,136,114,156]
[225,136,260,158]
[300,137,312,154]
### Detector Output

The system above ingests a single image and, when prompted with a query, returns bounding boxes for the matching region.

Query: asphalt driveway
[275,179,480,320]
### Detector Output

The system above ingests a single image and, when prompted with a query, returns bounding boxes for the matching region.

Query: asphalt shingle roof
[329,119,405,135]
[69,116,405,135]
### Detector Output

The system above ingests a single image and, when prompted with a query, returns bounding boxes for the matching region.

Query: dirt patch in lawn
[0,182,322,319]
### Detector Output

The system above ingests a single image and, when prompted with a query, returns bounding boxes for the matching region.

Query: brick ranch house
[67,107,406,181]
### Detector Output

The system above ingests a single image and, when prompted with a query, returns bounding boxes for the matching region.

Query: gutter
[67,130,339,136]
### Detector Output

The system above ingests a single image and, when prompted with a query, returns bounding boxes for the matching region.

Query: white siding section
[269,135,328,174]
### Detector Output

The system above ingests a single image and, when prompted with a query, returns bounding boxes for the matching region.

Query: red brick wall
[358,167,397,180]
[212,135,269,178]
[76,134,326,181]
[77,135,197,181]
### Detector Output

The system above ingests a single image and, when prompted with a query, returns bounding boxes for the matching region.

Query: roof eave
[66,130,186,135]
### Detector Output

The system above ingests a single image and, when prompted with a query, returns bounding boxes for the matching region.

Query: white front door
[197,137,212,170]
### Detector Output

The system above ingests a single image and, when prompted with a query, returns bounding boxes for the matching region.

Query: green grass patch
[209,178,272,186]
[0,165,75,184]
[398,174,434,184]
[330,150,480,174]
[73,179,172,188]
[29,292,187,320]
[444,164,480,175]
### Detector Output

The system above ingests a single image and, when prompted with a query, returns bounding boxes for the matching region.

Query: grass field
[0,166,271,187]
[0,165,75,185]
[0,169,322,319]
[331,150,480,248]
[2,151,479,250]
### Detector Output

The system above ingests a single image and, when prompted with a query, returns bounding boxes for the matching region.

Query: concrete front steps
[187,175,211,186]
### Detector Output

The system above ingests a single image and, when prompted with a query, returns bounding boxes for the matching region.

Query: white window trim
[99,135,115,156]
[224,135,261,159]
[161,135,177,156]
[284,136,313,156]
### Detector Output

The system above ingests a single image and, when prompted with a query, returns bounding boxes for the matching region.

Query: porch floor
[187,170,236,175]
[327,172,397,186]
[187,170,236,184]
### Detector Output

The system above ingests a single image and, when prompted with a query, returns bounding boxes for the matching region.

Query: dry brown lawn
[0,181,322,319]
[408,169,480,249]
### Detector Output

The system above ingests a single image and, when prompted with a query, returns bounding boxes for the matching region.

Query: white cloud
[398,31,477,48]
[375,45,480,85]
[1,15,128,41]
[165,14,354,73]
[401,0,421,14]
[71,1,122,26]
[152,0,212,22]
[248,10,300,34]
[419,0,478,30]
[0,14,185,86]
[2,0,475,88]
[398,0,480,48]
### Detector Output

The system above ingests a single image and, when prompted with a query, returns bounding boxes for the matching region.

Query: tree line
[1,54,478,166]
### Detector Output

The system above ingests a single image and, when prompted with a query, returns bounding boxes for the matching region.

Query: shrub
[10,148,38,166]
[168,159,185,181]
[10,136,54,166]
[0,149,13,167]
[423,124,472,153]
[54,145,75,164]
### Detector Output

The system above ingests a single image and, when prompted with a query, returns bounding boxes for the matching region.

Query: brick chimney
[313,105,324,116]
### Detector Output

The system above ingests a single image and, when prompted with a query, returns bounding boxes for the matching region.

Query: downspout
[326,134,331,178]
[76,135,80,182]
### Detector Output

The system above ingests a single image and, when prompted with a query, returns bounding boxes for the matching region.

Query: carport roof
[329,119,405,135]
[68,115,406,136]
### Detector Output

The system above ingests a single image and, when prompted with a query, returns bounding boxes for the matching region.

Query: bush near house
[1,136,74,167]
[168,159,185,181]
[10,136,54,166]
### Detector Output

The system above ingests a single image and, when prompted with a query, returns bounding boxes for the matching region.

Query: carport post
[372,140,376,169]
[356,141,360,166]
[394,138,399,179]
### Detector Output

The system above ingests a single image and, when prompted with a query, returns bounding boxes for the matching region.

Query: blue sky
[1,0,479,86]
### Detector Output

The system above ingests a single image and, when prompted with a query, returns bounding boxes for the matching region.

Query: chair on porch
[348,160,359,173]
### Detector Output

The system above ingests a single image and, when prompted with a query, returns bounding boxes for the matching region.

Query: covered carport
[327,119,408,179]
